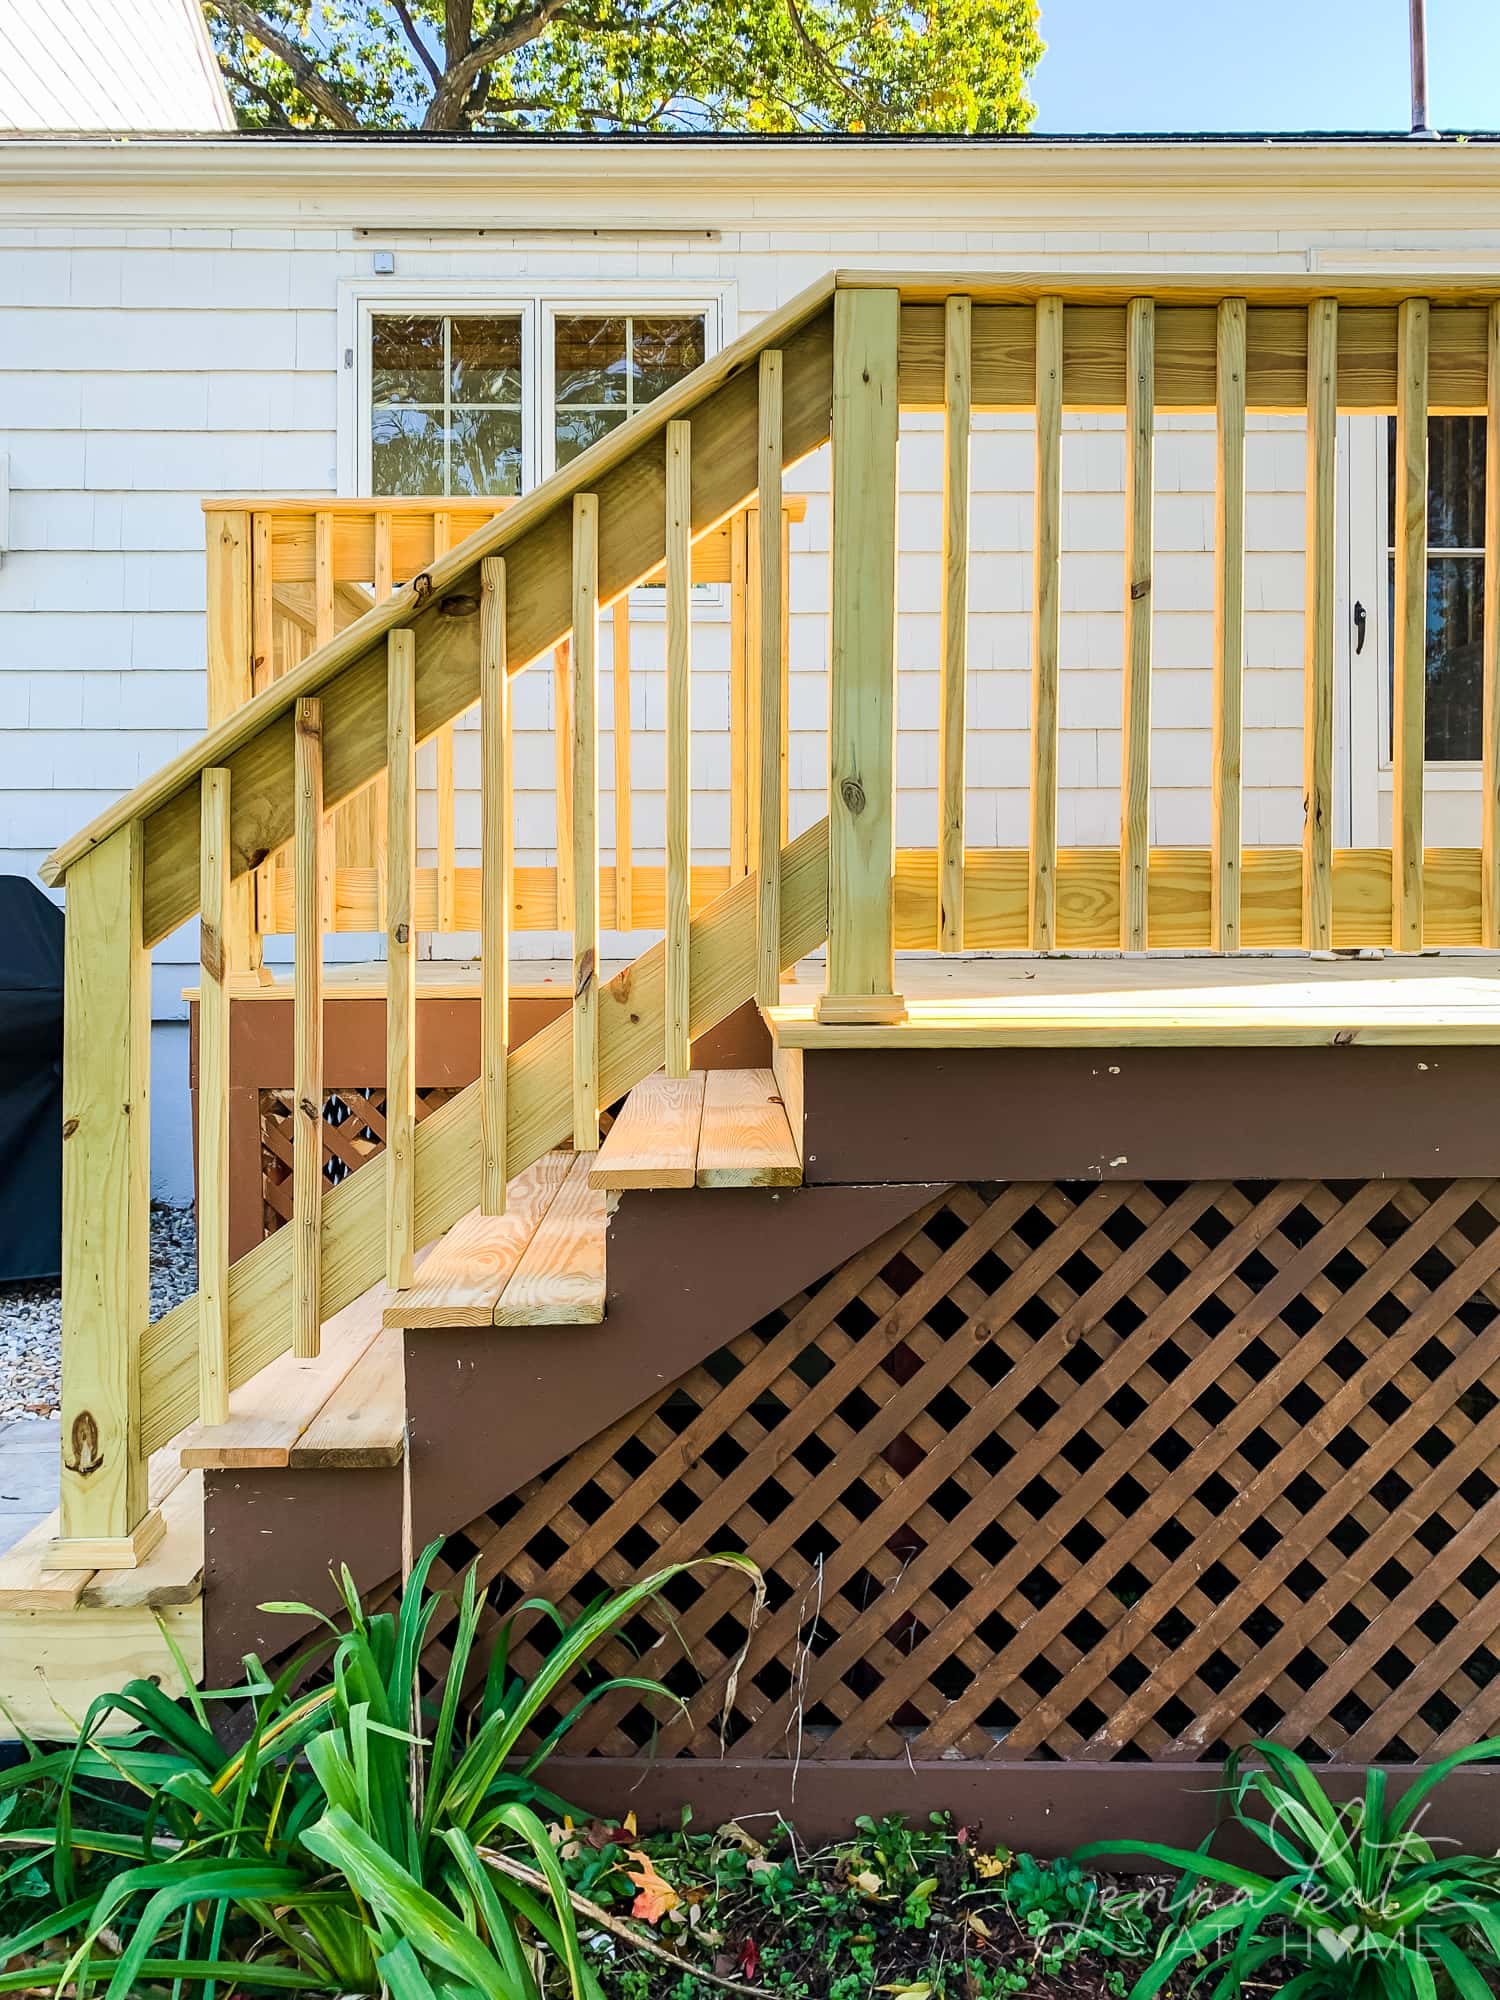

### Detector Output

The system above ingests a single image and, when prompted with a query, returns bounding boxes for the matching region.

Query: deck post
[51,820,164,1568]
[816,285,905,1025]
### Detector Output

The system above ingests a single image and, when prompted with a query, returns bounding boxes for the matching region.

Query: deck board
[494,1154,607,1326]
[695,1068,802,1187]
[383,1152,573,1329]
[590,1071,706,1189]
[769,953,1500,1049]
[290,1331,405,1469]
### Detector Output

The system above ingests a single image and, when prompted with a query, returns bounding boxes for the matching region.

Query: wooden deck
[767,953,1500,1048]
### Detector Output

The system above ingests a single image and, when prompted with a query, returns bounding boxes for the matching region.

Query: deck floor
[769,952,1500,1047]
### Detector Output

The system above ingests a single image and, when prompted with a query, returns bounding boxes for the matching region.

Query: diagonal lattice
[259,1084,461,1237]
[421,1179,1500,1766]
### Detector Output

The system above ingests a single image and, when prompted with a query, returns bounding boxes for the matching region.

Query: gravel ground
[0,1203,197,1423]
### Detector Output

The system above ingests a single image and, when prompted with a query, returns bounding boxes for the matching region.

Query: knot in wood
[439,593,478,619]
[1130,577,1152,601]
[840,776,867,816]
[575,949,596,998]
[395,922,410,945]
[298,1095,320,1123]
[412,572,433,602]
[65,1411,102,1479]
[62,1115,79,1141]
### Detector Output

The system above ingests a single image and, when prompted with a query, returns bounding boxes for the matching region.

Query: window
[552,313,707,470]
[1386,415,1485,761]
[371,313,525,497]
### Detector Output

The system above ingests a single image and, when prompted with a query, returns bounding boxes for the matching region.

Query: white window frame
[1345,412,1483,843]
[338,273,733,505]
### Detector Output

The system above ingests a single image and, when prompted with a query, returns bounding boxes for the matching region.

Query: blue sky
[1034,0,1500,133]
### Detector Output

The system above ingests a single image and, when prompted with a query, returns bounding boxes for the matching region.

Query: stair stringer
[139,818,831,1457]
[402,1179,951,1555]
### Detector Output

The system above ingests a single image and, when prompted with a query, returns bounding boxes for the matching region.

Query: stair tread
[180,1273,394,1471]
[589,1071,705,1189]
[696,1068,802,1187]
[290,1330,404,1469]
[384,1152,574,1329]
[494,1153,607,1326]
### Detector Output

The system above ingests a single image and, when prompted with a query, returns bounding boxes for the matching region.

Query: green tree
[204,0,1040,134]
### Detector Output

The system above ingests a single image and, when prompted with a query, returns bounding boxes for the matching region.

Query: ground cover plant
[5,1540,1500,2000]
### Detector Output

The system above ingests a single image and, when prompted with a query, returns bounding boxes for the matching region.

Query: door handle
[1354,600,1367,655]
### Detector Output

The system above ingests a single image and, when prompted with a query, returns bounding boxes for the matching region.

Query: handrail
[44,265,1500,1572]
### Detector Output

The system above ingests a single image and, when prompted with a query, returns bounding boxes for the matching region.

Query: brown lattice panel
[259,1085,461,1239]
[423,1177,1500,1767]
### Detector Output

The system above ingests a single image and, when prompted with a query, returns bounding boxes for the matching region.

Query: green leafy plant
[1078,1737,1500,2000]
[0,1541,761,1998]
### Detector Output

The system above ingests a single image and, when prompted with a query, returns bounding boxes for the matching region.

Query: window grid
[371,312,525,499]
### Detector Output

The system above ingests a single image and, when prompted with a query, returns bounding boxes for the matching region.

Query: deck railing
[203,491,800,961]
[41,270,1500,1568]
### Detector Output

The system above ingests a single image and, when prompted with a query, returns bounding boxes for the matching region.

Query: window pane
[450,315,522,405]
[632,315,705,403]
[449,408,523,497]
[1387,552,1485,761]
[1386,414,1487,550]
[556,406,627,467]
[372,316,443,405]
[555,315,628,406]
[372,407,446,495]
[1429,415,1486,548]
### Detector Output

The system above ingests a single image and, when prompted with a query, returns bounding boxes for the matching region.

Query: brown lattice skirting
[412,1176,1500,1837]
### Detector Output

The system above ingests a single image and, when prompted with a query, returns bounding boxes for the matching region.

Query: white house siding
[3,138,1500,1197]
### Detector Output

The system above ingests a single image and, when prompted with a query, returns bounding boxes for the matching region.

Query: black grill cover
[0,879,63,1282]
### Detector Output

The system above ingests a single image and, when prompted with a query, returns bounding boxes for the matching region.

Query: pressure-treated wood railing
[42,270,1500,1569]
[203,491,800,963]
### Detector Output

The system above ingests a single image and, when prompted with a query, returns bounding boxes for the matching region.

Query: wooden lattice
[259,1085,461,1238]
[424,1178,1500,1767]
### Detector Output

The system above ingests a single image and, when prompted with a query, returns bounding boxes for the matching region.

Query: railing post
[665,421,693,1076]
[1030,295,1062,952]
[817,285,905,1025]
[1484,304,1500,948]
[480,559,511,1215]
[1212,297,1247,953]
[756,352,786,1011]
[940,296,972,954]
[572,494,600,1149]
[52,820,163,1568]
[1392,297,1430,950]
[205,507,261,980]
[1303,298,1338,951]
[386,633,416,1284]
[1120,296,1155,952]
[198,768,231,1427]
[292,696,324,1354]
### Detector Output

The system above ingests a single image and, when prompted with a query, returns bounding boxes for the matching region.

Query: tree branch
[206,0,363,128]
[423,0,575,126]
[781,0,876,124]
[393,0,443,87]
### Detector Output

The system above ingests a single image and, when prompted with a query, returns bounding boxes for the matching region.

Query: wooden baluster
[312,511,335,933]
[1120,297,1155,952]
[369,508,393,933]
[757,352,785,1012]
[1303,298,1339,952]
[1393,297,1430,950]
[1213,297,1247,953]
[818,287,904,1024]
[746,503,762,877]
[250,510,275,964]
[729,509,749,880]
[572,495,600,1151]
[292,696,323,1357]
[612,599,633,931]
[1030,295,1062,953]
[554,639,574,931]
[665,419,693,1074]
[205,508,260,979]
[198,767,231,1427]
[386,631,416,1286]
[480,560,510,1215]
[432,509,457,934]
[940,297,972,955]
[53,819,162,1567]
[1484,305,1500,948]
[781,502,792,849]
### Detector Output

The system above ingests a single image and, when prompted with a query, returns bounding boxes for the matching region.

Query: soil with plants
[3,1544,1500,2000]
